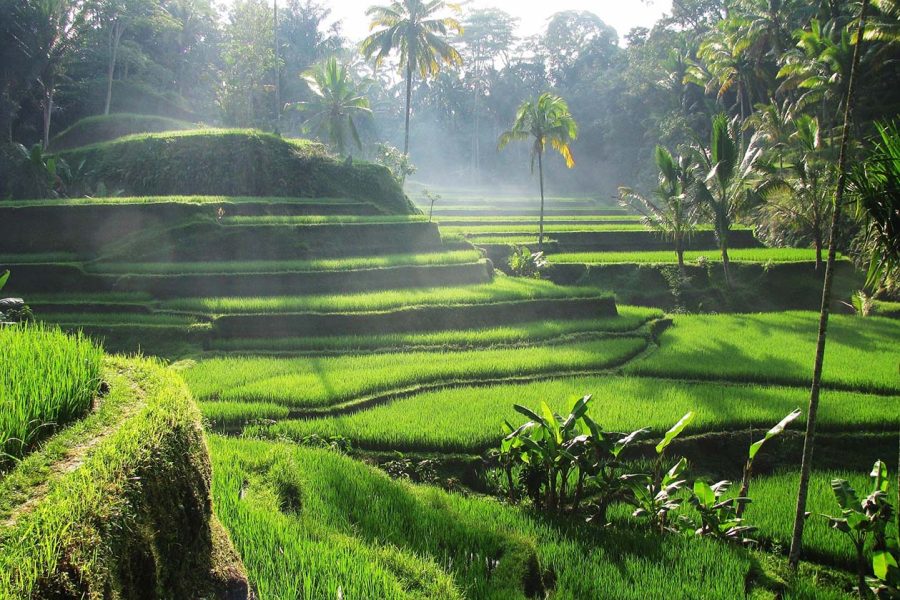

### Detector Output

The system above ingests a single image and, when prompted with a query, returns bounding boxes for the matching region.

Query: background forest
[1,0,899,278]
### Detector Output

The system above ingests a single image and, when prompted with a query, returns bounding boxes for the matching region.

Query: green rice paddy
[186,337,648,410]
[86,250,483,275]
[162,278,608,315]
[250,377,896,452]
[626,312,900,393]
[0,324,103,465]
[551,248,837,264]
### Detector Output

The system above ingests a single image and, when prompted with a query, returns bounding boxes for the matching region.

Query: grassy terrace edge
[0,356,248,597]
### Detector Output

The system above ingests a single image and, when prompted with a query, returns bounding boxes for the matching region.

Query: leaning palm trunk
[788,0,870,569]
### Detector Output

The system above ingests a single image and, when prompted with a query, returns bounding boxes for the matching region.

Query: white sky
[297,1,672,45]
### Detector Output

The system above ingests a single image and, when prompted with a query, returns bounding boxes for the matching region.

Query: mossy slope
[58,129,414,214]
[0,357,249,599]
[49,113,197,151]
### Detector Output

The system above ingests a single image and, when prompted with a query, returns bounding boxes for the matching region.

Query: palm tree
[34,0,81,150]
[360,0,462,157]
[288,57,372,156]
[848,120,900,289]
[788,0,871,571]
[498,93,578,251]
[865,0,900,44]
[756,114,836,270]
[619,146,697,270]
[689,113,763,286]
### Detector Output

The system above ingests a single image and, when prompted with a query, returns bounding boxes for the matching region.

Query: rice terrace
[1,0,899,599]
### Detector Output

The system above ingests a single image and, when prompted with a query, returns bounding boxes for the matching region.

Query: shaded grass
[249,376,897,452]
[748,469,899,568]
[38,312,202,327]
[223,215,426,225]
[626,312,900,394]
[0,195,362,208]
[161,278,608,315]
[186,337,648,410]
[206,307,662,354]
[551,248,839,264]
[210,436,763,600]
[86,250,482,275]
[0,324,103,467]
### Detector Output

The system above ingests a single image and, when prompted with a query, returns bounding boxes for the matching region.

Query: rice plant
[186,337,648,409]
[625,312,900,394]
[254,376,897,452]
[550,248,843,264]
[0,324,103,466]
[163,278,608,315]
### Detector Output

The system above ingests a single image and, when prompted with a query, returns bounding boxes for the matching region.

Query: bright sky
[322,0,672,45]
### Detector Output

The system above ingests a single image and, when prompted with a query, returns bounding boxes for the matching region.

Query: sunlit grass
[249,376,896,451]
[210,436,761,600]
[550,248,838,264]
[206,307,662,354]
[626,312,900,393]
[86,250,483,275]
[0,324,103,466]
[186,337,648,410]
[161,278,609,315]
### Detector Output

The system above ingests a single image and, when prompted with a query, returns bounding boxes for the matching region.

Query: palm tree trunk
[403,61,413,157]
[42,86,54,151]
[105,21,124,116]
[788,0,870,570]
[538,150,545,251]
[676,236,685,272]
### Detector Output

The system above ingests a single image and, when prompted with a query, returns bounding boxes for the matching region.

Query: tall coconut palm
[360,0,462,157]
[288,57,372,156]
[788,0,871,570]
[756,114,836,270]
[689,113,763,286]
[498,93,578,251]
[619,146,697,269]
[34,0,81,150]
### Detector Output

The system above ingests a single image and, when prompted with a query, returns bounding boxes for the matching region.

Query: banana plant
[0,270,8,292]
[688,479,755,542]
[577,418,647,523]
[625,412,695,533]
[735,408,802,518]
[823,461,898,599]
[503,395,592,512]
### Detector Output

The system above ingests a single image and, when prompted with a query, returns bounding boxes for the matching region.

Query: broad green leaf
[748,408,802,461]
[541,401,562,443]
[873,550,898,580]
[693,480,715,506]
[563,395,591,429]
[513,404,545,426]
[656,412,695,455]
[663,457,688,486]
[0,270,8,291]
[870,460,889,494]
[830,479,861,512]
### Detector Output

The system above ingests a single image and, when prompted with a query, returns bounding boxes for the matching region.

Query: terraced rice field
[551,248,837,264]
[11,190,896,599]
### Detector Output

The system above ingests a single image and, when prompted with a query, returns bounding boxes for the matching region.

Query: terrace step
[464,229,761,252]
[430,208,628,217]
[0,199,388,255]
[212,296,617,338]
[101,261,494,298]
[5,260,493,297]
